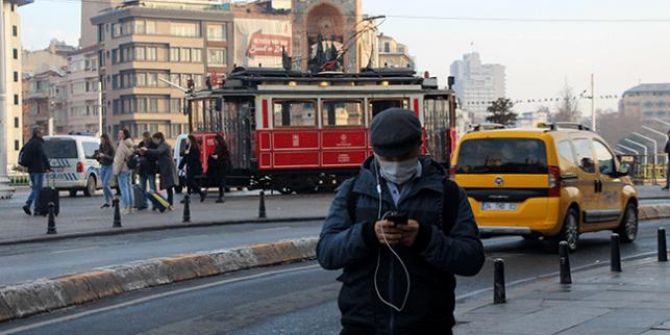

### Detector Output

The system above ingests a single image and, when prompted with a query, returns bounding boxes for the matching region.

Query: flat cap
[370,108,422,157]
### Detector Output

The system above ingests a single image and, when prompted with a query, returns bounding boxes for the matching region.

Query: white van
[43,135,101,197]
[173,133,189,193]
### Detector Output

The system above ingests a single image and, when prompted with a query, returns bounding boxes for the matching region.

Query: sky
[19,0,670,114]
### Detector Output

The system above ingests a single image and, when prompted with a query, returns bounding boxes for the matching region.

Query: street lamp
[617,144,639,155]
[623,138,648,165]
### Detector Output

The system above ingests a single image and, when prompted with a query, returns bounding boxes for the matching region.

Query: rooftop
[623,83,670,95]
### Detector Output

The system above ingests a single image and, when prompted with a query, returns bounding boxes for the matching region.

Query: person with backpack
[113,128,135,214]
[96,133,115,209]
[139,132,178,208]
[20,127,51,216]
[137,131,158,209]
[178,134,206,202]
[316,108,485,335]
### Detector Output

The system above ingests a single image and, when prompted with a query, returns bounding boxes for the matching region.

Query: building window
[12,48,18,60]
[11,4,15,12]
[12,25,17,37]
[170,47,180,62]
[146,47,157,61]
[13,94,18,105]
[98,24,104,42]
[171,22,199,37]
[13,71,18,82]
[207,48,226,66]
[192,48,202,62]
[181,48,191,62]
[207,24,226,41]
[15,140,19,151]
[14,117,19,128]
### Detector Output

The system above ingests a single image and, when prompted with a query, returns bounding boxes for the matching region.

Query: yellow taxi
[451,123,638,251]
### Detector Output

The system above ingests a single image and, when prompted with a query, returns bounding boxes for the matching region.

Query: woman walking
[112,129,135,214]
[97,134,115,209]
[207,134,230,203]
[140,132,178,207]
[178,134,206,202]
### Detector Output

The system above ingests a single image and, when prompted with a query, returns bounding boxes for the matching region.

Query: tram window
[322,100,364,127]
[273,100,316,128]
[370,99,410,118]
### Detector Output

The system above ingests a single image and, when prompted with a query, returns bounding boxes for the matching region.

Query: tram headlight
[319,81,330,88]
[288,81,297,87]
[381,80,389,86]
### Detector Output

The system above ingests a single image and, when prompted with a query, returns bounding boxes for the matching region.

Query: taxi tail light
[76,161,84,173]
[548,166,561,197]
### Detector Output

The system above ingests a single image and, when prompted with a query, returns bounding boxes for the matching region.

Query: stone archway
[304,3,346,67]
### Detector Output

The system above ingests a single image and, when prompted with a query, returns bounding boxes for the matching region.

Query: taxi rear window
[456,138,548,174]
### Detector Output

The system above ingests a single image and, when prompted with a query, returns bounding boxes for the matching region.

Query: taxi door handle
[594,180,603,193]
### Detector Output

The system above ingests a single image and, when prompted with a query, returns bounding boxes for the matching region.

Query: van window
[593,140,615,175]
[557,140,576,164]
[83,142,99,159]
[573,138,596,173]
[456,139,548,174]
[44,139,77,159]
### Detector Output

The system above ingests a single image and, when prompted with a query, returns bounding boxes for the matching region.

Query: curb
[0,216,327,247]
[0,237,319,323]
[638,204,670,221]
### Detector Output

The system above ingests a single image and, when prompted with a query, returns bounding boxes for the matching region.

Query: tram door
[369,99,410,118]
[222,98,255,172]
[423,96,450,165]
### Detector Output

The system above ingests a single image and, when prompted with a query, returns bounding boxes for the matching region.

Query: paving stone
[493,305,611,335]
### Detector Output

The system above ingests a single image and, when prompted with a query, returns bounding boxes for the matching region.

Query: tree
[553,85,580,122]
[485,98,517,125]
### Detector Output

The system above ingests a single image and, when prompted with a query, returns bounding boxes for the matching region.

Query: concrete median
[0,237,318,323]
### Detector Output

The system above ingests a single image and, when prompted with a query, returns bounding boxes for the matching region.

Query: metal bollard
[559,241,572,284]
[493,258,506,304]
[611,233,621,272]
[113,197,122,228]
[258,190,267,219]
[659,228,668,262]
[183,194,191,223]
[47,202,57,235]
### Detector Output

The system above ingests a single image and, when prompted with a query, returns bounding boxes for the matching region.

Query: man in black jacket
[20,127,51,215]
[317,109,484,335]
[664,130,670,190]
[137,131,157,209]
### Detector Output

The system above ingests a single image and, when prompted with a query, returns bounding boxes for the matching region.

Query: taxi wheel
[615,203,638,243]
[559,208,580,252]
[84,175,96,197]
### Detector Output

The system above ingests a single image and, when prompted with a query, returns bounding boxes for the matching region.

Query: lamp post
[624,138,648,166]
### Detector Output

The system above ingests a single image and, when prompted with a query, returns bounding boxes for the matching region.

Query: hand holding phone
[386,212,408,227]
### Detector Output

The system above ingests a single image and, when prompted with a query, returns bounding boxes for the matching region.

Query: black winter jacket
[138,140,157,176]
[21,137,51,174]
[317,157,484,335]
[179,146,203,177]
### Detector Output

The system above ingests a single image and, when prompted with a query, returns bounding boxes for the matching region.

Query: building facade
[1,0,32,175]
[377,33,413,69]
[22,39,73,75]
[91,0,236,140]
[450,52,506,124]
[80,0,120,48]
[64,46,101,134]
[22,69,66,140]
[620,83,670,125]
[292,0,364,73]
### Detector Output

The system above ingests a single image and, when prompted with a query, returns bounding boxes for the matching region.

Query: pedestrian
[140,132,178,207]
[207,134,230,203]
[664,130,670,190]
[178,134,206,202]
[96,133,115,209]
[19,127,51,216]
[316,108,485,335]
[113,128,135,214]
[137,131,158,209]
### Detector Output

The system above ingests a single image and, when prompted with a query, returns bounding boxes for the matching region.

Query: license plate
[481,202,518,211]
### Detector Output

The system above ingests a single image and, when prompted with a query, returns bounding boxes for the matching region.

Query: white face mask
[376,155,419,185]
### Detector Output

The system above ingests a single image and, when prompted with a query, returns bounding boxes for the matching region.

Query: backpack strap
[442,178,460,234]
[346,176,359,223]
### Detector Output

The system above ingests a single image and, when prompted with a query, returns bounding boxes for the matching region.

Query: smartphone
[386,212,408,227]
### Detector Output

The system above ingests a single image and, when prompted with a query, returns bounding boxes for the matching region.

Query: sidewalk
[454,257,670,335]
[637,185,670,199]
[0,190,334,245]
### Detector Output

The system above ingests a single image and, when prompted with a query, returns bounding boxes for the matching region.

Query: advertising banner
[234,19,292,68]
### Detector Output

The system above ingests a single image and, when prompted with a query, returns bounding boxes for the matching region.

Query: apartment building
[620,83,670,125]
[91,0,234,139]
[377,33,414,69]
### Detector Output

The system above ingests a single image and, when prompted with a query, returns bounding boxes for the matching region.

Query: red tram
[186,67,457,194]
